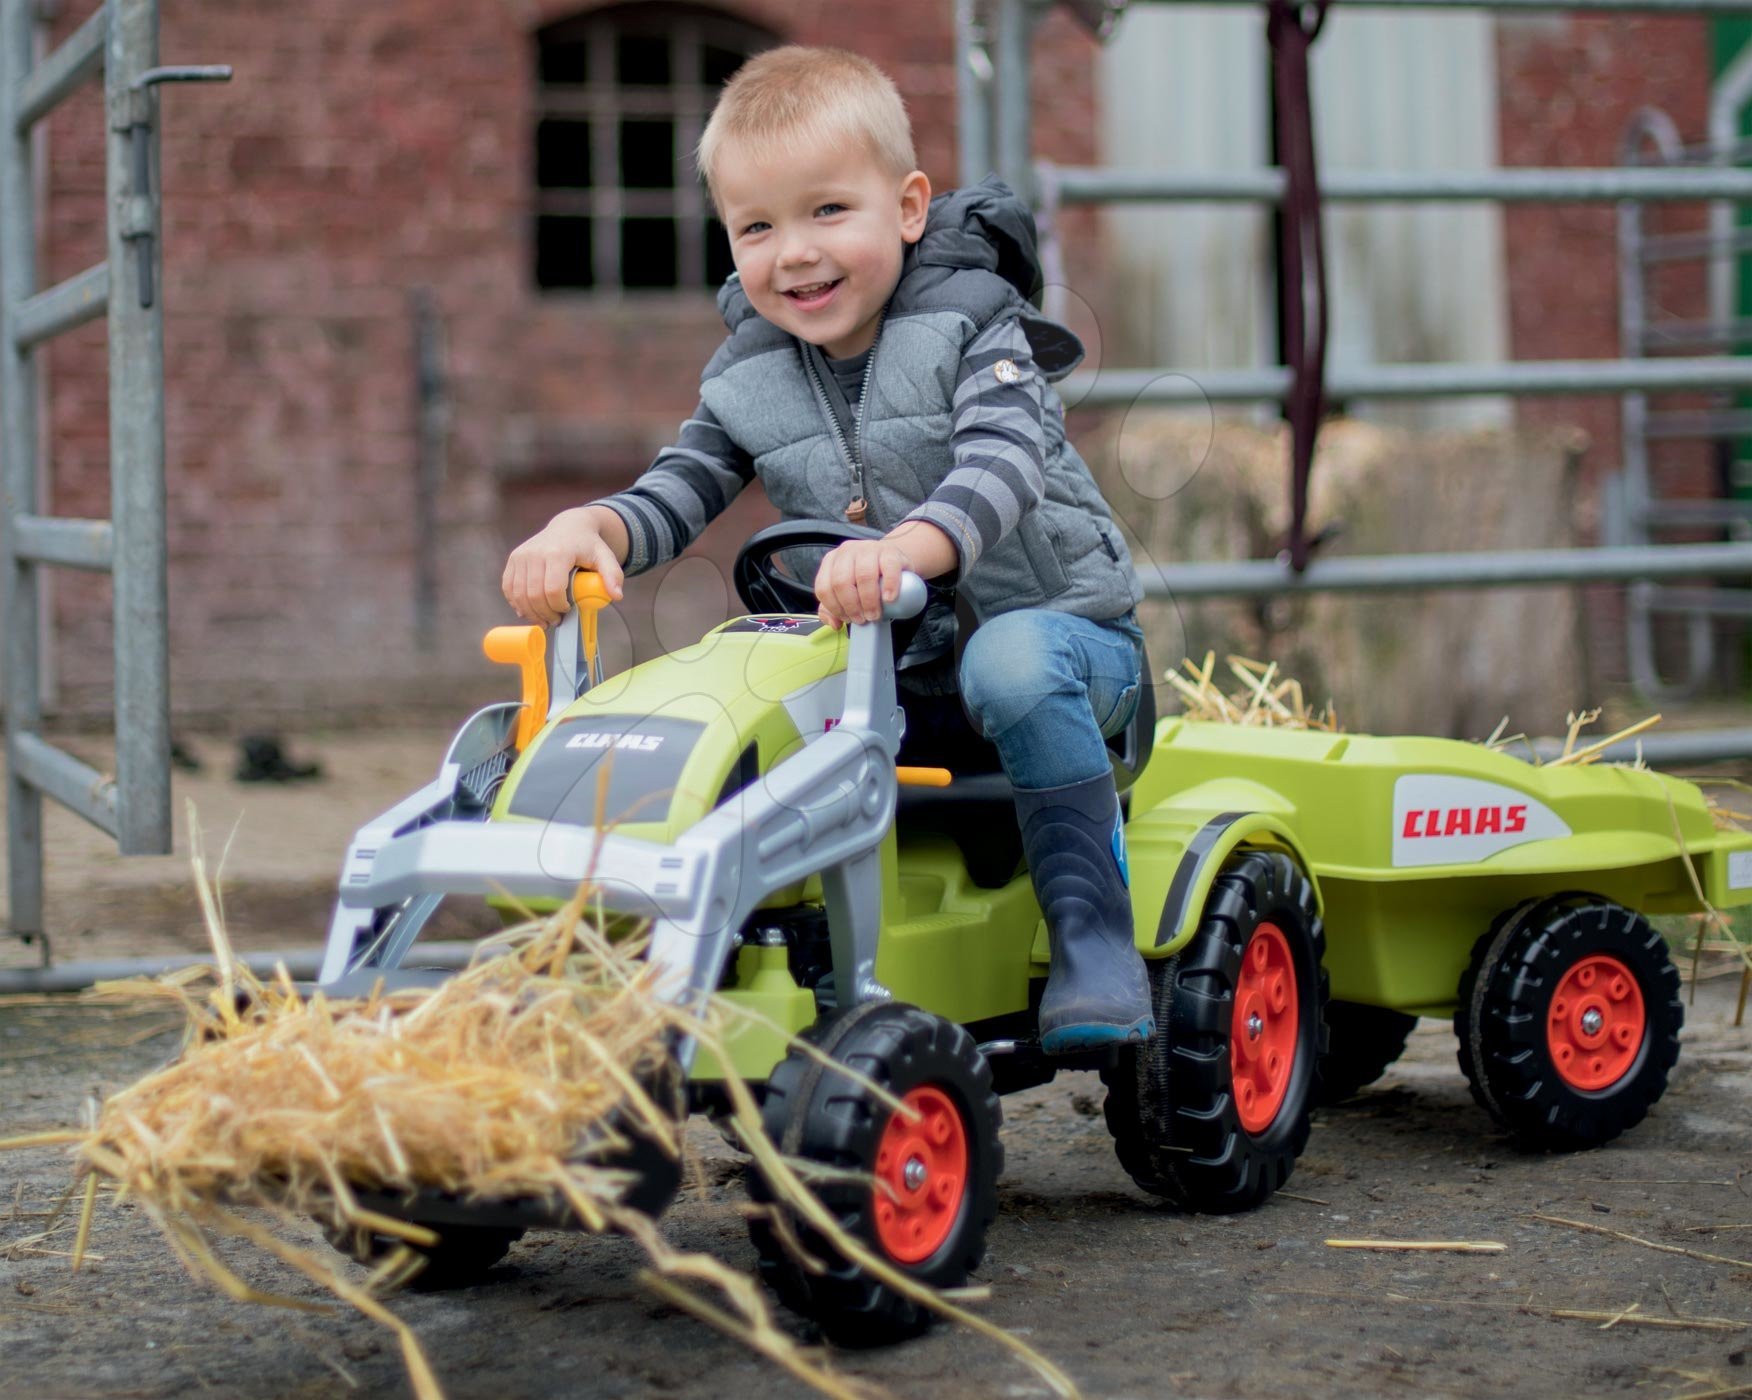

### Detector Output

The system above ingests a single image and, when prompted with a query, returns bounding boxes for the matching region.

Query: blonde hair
[696,47,916,196]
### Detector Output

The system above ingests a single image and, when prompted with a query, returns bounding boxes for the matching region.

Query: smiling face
[714,138,930,361]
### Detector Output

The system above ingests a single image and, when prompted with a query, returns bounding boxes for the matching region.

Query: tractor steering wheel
[732,519,949,658]
[732,519,887,615]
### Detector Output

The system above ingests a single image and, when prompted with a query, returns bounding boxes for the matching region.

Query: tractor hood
[491,615,849,845]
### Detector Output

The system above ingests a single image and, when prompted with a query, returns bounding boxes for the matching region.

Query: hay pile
[1166,653,1343,731]
[2,830,1075,1400]
[79,918,679,1239]
[1166,652,1667,768]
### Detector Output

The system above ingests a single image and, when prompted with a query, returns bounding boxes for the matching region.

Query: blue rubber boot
[1014,772,1156,1055]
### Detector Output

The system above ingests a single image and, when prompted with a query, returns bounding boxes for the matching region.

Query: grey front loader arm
[315,575,926,1058]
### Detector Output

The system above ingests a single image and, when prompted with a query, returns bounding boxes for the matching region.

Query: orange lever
[896,766,953,788]
[570,570,613,677]
[482,625,548,750]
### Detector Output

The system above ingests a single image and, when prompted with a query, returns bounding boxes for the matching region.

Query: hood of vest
[711,176,1084,379]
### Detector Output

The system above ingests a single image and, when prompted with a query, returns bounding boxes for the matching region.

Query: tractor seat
[894,640,1156,889]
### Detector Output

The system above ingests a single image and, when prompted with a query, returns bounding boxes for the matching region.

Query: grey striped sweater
[594,178,1142,634]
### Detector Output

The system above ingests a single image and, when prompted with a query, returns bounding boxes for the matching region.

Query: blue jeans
[957,608,1145,791]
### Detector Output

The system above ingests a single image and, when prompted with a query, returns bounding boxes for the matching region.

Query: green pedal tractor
[317,522,1752,1341]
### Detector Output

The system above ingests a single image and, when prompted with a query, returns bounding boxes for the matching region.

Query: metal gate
[0,0,225,961]
[960,0,1752,765]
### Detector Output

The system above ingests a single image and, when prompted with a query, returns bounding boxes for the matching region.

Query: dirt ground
[3,731,1752,1399]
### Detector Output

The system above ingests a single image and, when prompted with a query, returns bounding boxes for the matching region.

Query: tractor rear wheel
[1316,1001,1418,1104]
[1456,895,1682,1151]
[1101,849,1327,1212]
[747,1002,1002,1347]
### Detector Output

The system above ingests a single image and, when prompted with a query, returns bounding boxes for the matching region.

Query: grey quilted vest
[697,178,1142,630]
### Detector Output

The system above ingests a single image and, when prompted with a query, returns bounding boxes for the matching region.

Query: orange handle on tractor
[483,570,615,751]
[570,569,613,684]
[482,625,548,751]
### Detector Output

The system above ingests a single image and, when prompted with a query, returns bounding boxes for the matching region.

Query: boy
[502,47,1151,1054]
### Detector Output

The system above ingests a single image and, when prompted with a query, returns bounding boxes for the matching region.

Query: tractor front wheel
[747,1003,1002,1347]
[326,1221,524,1289]
[1101,849,1327,1212]
[1456,895,1682,1151]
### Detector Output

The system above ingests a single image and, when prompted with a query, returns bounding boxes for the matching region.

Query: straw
[0,803,1078,1400]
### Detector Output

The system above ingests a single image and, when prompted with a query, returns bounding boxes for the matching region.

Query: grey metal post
[993,0,1038,198]
[955,0,993,188]
[1,0,46,942]
[105,0,171,856]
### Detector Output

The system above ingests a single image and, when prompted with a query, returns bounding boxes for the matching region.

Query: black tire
[326,1221,524,1290]
[1316,1001,1418,1105]
[747,1002,1002,1347]
[1456,894,1682,1151]
[1101,849,1327,1213]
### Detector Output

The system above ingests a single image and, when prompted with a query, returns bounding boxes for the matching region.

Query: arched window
[534,4,776,292]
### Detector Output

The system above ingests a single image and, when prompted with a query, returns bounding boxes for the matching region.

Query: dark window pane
[705,216,735,287]
[537,216,594,289]
[539,38,589,84]
[701,43,746,87]
[617,33,670,85]
[537,120,592,189]
[620,120,675,190]
[621,218,677,288]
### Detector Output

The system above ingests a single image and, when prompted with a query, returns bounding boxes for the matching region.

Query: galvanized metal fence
[961,0,1752,764]
[1612,101,1752,701]
[0,0,226,961]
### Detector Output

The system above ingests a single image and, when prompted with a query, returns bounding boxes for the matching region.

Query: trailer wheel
[1456,895,1682,1150]
[747,1002,1002,1347]
[1101,849,1327,1212]
[326,1221,523,1290]
[1316,1002,1418,1105]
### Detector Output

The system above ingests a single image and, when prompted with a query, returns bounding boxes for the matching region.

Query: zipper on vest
[851,314,883,522]
[801,314,883,527]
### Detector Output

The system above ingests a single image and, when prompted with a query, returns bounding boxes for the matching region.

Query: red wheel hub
[873,1085,967,1264]
[1547,954,1645,1091]
[1230,922,1299,1134]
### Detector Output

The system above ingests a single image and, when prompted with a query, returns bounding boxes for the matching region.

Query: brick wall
[36,5,1711,712]
[1495,12,1717,685]
[23,0,1098,722]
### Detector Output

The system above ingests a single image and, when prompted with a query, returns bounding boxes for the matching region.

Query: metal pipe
[1528,728,1752,766]
[1709,25,1752,336]
[955,0,993,188]
[105,0,171,857]
[13,514,114,571]
[1644,499,1752,526]
[1644,586,1752,617]
[13,3,105,132]
[1050,164,1752,204]
[1642,408,1752,439]
[9,730,118,837]
[0,941,481,996]
[1064,354,1752,405]
[1640,225,1752,263]
[12,260,107,350]
[1,0,47,945]
[1138,541,1752,599]
[993,0,1035,198]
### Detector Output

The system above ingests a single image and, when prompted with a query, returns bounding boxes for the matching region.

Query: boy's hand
[814,539,913,629]
[502,506,626,626]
